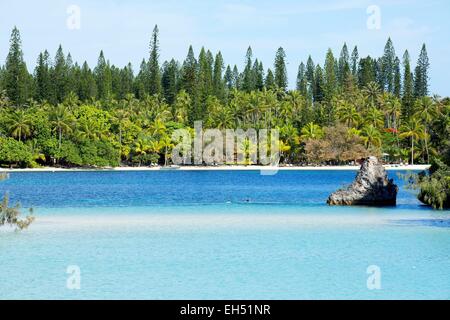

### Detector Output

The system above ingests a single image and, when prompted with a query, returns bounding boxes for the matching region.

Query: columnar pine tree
[274,47,288,91]
[324,49,337,100]
[393,56,401,98]
[51,45,71,103]
[118,63,134,99]
[314,65,325,102]
[242,47,254,92]
[375,58,384,89]
[306,56,315,93]
[94,50,112,100]
[110,65,121,98]
[66,53,78,95]
[78,61,97,100]
[338,43,350,88]
[232,65,240,89]
[34,50,51,102]
[148,25,162,96]
[296,62,307,94]
[4,27,31,105]
[414,44,430,98]
[135,59,149,98]
[180,46,197,96]
[162,59,179,105]
[254,60,265,91]
[381,38,396,93]
[351,46,359,77]
[213,52,225,99]
[194,48,213,121]
[224,65,233,89]
[265,68,275,90]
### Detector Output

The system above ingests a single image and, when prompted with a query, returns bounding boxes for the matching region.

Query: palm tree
[150,119,167,138]
[214,108,233,130]
[173,90,191,124]
[385,98,402,132]
[286,91,305,118]
[337,102,361,127]
[237,138,258,165]
[159,134,174,167]
[113,108,130,163]
[414,97,437,163]
[27,140,46,165]
[400,117,425,165]
[77,120,100,141]
[50,104,74,150]
[280,124,299,162]
[365,107,384,128]
[133,138,152,166]
[362,124,382,149]
[362,82,381,108]
[300,122,324,140]
[6,109,32,142]
[63,92,81,110]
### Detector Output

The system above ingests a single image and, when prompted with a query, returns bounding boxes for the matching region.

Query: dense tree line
[0,27,431,110]
[0,26,448,169]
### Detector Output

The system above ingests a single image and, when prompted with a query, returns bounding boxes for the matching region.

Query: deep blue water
[0,170,424,208]
[1,170,449,300]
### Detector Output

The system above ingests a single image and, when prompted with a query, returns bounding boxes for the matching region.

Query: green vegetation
[416,159,450,209]
[407,120,450,210]
[0,26,448,171]
[0,173,34,230]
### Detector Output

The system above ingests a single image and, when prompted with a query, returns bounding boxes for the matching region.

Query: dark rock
[327,157,398,206]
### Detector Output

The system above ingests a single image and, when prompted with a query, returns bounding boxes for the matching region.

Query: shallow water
[0,170,449,299]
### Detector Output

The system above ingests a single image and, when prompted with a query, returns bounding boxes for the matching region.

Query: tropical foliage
[0,27,448,170]
[407,110,450,210]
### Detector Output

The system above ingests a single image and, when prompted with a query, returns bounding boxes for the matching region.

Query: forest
[0,26,448,168]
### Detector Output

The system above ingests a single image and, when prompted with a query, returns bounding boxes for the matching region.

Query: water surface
[0,170,449,299]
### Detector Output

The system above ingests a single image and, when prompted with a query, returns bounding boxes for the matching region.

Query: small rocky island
[327,157,398,206]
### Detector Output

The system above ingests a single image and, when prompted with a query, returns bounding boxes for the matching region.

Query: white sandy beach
[0,164,430,173]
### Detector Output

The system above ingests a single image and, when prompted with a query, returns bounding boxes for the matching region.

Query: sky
[0,0,449,96]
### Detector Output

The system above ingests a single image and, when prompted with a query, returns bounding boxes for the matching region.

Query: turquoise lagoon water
[0,170,449,300]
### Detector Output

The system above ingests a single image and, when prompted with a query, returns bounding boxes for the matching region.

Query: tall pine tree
[402,50,414,118]
[180,46,197,96]
[414,44,430,98]
[148,25,162,95]
[242,47,255,92]
[161,59,179,105]
[296,62,307,94]
[78,61,97,100]
[324,49,337,100]
[393,56,401,98]
[213,51,225,99]
[381,38,396,93]
[4,27,31,105]
[265,68,275,90]
[274,47,288,91]
[34,50,51,102]
[351,46,359,78]
[338,43,350,88]
[94,50,112,100]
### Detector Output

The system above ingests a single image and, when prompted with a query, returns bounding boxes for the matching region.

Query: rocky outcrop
[327,157,398,206]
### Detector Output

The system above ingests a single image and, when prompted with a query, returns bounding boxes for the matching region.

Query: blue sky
[1,0,449,96]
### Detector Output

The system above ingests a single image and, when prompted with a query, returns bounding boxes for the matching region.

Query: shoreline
[0,164,430,173]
